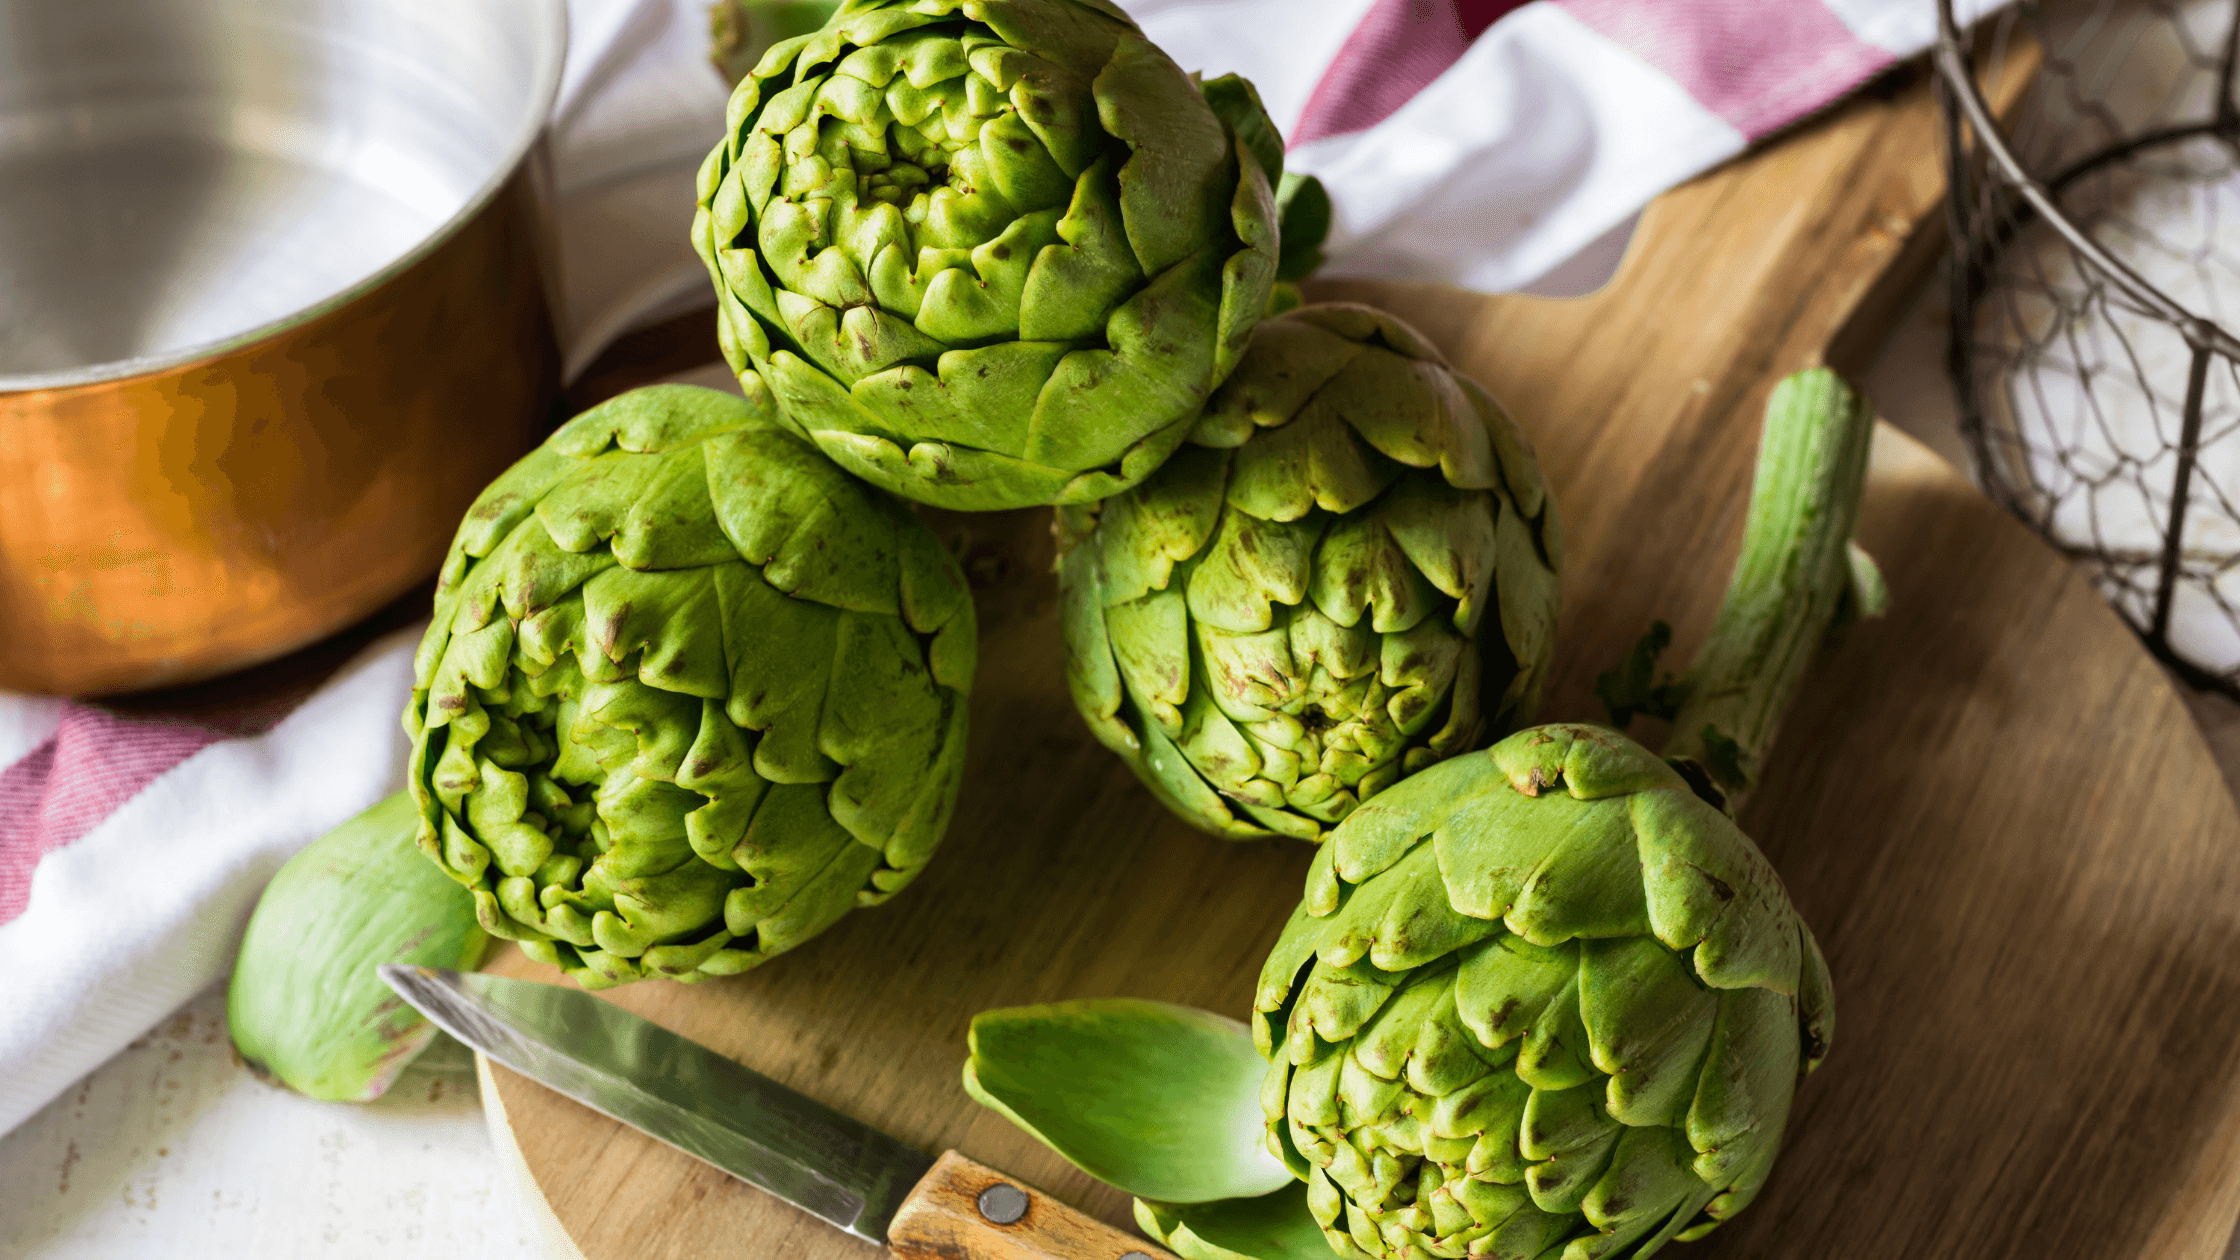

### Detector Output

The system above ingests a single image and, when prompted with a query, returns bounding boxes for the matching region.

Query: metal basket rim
[1933,0,2240,358]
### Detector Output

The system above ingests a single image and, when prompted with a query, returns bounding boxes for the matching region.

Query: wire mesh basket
[1938,0,2240,696]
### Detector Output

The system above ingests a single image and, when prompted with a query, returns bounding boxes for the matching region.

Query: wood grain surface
[481,57,2240,1260]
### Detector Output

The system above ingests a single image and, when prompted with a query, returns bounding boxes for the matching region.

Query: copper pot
[0,0,569,695]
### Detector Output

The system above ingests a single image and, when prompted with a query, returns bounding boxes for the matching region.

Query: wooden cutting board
[479,55,2240,1260]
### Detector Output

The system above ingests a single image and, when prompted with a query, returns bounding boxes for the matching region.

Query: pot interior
[0,0,563,385]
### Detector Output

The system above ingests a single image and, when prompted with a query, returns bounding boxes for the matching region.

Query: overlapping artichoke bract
[692,0,1282,511]
[1254,726,1833,1260]
[406,383,975,990]
[1060,304,1560,843]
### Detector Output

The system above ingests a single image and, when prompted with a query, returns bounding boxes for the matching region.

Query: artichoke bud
[1061,303,1561,843]
[406,383,975,990]
[1255,724,1834,1260]
[695,0,1285,510]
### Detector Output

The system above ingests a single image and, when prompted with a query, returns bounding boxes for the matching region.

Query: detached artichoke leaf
[966,1000,1332,1260]
[965,999,1293,1205]
[228,792,491,1102]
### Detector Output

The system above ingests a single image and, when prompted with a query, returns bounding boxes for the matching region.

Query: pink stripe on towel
[1556,0,1894,140]
[0,708,228,922]
[1291,0,1534,146]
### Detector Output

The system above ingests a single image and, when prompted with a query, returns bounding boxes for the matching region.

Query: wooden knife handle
[887,1151,1176,1260]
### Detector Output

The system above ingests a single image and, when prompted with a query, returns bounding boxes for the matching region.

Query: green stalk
[1663,368,1876,804]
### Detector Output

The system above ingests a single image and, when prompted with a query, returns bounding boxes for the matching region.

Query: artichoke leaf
[228,792,492,1103]
[1576,936,1718,1128]
[1503,791,1654,947]
[1018,157,1145,342]
[1060,541,1131,735]
[1320,838,1503,974]
[1226,398,1398,523]
[851,341,1068,459]
[581,565,732,700]
[1191,317,1361,448]
[445,439,576,575]
[1198,73,1284,192]
[1629,783,1804,995]
[1135,1182,1333,1260]
[1210,130,1279,383]
[1093,33,1230,278]
[1272,171,1332,287]
[1310,511,1432,639]
[1095,444,1230,606]
[1021,248,1225,472]
[1459,377,1549,527]
[1685,984,1800,1189]
[1133,712,1263,839]
[1187,509,1321,636]
[965,999,1292,1204]
[489,516,615,626]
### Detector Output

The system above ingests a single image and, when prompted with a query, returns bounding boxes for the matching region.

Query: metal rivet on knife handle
[978,1182,1030,1225]
[888,1152,1179,1260]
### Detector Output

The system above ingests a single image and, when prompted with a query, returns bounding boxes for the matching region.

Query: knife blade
[379,966,1173,1260]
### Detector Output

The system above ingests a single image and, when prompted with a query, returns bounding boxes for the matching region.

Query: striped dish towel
[1138,0,2005,294]
[0,0,2000,1137]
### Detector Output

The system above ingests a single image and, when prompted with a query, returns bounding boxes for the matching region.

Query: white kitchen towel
[0,0,2006,1138]
[0,631,420,1139]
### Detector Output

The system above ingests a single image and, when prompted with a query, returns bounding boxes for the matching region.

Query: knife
[379,966,1173,1260]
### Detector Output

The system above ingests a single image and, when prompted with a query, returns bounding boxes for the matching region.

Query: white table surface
[0,984,546,1260]
[4,278,2232,1259]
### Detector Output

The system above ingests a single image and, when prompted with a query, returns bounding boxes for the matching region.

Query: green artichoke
[1059,304,1560,842]
[962,370,1877,1260]
[407,382,975,990]
[692,0,1283,511]
[1252,726,1834,1259]
[229,792,490,1101]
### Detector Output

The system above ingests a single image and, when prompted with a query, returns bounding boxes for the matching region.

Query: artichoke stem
[1663,368,1874,805]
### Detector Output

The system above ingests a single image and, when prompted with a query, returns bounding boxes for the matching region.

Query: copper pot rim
[0,0,570,397]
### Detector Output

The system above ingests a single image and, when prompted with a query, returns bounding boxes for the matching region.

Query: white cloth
[552,0,739,379]
[0,631,420,1138]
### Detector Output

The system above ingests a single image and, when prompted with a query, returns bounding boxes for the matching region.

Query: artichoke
[1251,726,1835,1259]
[692,0,1284,511]
[229,792,490,1102]
[963,370,1878,1260]
[1059,303,1560,842]
[407,383,975,990]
